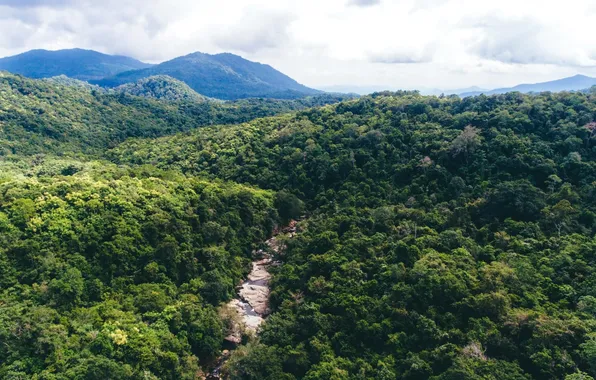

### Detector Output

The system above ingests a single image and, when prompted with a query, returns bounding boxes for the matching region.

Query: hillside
[0,157,277,379]
[461,74,596,97]
[0,72,348,155]
[114,75,211,102]
[44,75,103,91]
[110,90,596,378]
[0,48,152,81]
[93,52,321,100]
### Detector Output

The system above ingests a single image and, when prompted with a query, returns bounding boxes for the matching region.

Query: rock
[224,333,241,345]
[239,283,270,316]
[225,298,265,333]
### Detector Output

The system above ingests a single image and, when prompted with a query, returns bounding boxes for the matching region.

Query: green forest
[2,72,596,379]
[0,72,350,156]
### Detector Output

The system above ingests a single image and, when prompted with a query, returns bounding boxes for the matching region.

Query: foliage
[114,75,211,102]
[0,72,351,155]
[111,90,596,378]
[0,158,277,379]
[3,83,596,378]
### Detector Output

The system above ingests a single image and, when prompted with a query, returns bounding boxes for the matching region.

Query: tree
[451,125,482,163]
[48,267,85,308]
[543,199,576,237]
[275,191,304,225]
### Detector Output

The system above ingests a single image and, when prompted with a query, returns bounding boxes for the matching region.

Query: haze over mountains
[459,74,596,97]
[321,85,490,96]
[324,76,596,97]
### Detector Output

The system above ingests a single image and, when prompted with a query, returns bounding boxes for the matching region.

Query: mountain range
[323,76,596,97]
[0,48,152,81]
[0,49,320,100]
[459,74,596,97]
[92,52,320,100]
[2,48,595,101]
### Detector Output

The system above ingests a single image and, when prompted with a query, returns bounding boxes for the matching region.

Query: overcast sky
[0,0,595,91]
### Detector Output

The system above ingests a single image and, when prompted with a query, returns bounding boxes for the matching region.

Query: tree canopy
[2,81,596,378]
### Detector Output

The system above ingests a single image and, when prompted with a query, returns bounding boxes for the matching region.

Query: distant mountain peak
[0,48,321,100]
[460,74,596,97]
[94,51,320,100]
[0,48,152,81]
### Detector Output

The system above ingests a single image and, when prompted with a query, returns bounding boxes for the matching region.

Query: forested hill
[0,72,351,155]
[93,52,321,100]
[110,90,596,378]
[114,75,211,102]
[0,48,152,81]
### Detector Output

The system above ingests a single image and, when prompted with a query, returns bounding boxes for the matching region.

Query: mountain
[93,52,321,100]
[0,48,152,81]
[114,75,210,102]
[461,74,596,97]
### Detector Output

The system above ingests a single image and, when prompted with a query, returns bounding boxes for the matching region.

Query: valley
[0,58,596,379]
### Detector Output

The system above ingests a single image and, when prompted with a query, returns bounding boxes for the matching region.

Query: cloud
[368,43,437,64]
[348,0,380,6]
[212,9,295,54]
[368,51,432,64]
[0,0,595,91]
[0,0,73,7]
[467,15,596,67]
[410,0,451,11]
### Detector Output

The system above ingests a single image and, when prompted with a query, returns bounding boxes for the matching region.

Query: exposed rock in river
[223,253,273,344]
[208,221,300,379]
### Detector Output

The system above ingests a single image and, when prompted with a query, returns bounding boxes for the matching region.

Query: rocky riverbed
[206,221,298,379]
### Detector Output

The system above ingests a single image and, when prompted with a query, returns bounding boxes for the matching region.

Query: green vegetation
[112,90,596,378]
[2,74,596,378]
[115,76,211,102]
[0,157,276,379]
[0,72,352,155]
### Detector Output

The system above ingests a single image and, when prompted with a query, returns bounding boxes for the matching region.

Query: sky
[0,0,595,92]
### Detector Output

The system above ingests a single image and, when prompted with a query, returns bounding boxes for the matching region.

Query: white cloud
[0,0,595,90]
[348,0,381,7]
[212,8,296,54]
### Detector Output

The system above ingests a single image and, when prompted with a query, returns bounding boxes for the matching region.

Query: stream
[206,221,297,379]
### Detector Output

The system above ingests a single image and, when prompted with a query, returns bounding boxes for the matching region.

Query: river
[206,221,297,379]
